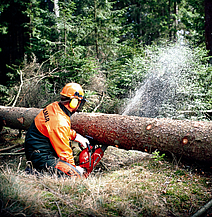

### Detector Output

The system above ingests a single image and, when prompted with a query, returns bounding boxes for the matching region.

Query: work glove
[76,166,85,176]
[74,133,90,149]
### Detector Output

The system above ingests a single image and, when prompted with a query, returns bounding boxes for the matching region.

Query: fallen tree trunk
[0,106,212,162]
[0,106,41,130]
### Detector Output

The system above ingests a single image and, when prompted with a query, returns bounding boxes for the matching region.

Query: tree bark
[0,106,212,162]
[54,0,59,17]
[0,106,41,130]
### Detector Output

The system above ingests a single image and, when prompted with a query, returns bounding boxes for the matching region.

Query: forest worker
[24,83,89,178]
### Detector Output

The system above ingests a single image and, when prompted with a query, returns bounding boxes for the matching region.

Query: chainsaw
[78,135,108,178]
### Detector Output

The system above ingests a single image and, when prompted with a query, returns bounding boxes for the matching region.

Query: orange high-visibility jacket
[34,101,77,165]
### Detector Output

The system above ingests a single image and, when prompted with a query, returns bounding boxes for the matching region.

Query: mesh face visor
[77,98,86,112]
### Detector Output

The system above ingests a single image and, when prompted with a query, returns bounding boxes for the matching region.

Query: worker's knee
[55,160,82,178]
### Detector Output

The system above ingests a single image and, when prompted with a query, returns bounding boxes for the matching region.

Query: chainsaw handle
[85,135,93,141]
[87,142,91,152]
[86,142,92,168]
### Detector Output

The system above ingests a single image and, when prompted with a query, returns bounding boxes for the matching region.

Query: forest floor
[0,127,211,217]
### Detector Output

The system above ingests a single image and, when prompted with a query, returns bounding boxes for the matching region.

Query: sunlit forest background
[0,0,211,120]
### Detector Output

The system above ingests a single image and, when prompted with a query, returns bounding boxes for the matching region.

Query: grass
[0,129,211,216]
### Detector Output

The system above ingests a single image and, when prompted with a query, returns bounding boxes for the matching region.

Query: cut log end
[182,137,189,145]
[146,124,152,130]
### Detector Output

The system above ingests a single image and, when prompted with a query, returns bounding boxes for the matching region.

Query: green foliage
[178,0,205,45]
[53,51,99,84]
[151,150,166,162]
[170,44,212,119]
[0,0,211,117]
[115,0,179,44]
[0,84,9,104]
[105,51,147,98]
[24,0,60,60]
[0,1,11,34]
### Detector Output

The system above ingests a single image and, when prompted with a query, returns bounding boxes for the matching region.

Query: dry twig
[93,92,104,112]
[0,143,22,152]
[0,152,25,156]
[12,70,23,107]
[192,199,212,217]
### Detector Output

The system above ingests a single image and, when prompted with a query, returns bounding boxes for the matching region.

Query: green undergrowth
[0,146,211,217]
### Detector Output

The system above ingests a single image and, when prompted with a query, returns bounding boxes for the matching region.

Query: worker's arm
[48,126,76,165]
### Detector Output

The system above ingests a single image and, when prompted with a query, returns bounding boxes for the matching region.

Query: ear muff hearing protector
[69,98,79,109]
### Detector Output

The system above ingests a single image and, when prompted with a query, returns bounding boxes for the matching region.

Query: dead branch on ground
[0,143,22,152]
[0,152,25,156]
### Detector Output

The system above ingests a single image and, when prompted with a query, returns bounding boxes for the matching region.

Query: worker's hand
[76,166,85,176]
[74,133,90,149]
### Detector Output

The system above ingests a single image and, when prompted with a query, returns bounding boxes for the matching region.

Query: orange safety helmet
[60,83,86,110]
[60,83,84,99]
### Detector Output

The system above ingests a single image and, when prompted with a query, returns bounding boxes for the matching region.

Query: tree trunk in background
[205,0,212,60]
[168,0,171,40]
[54,0,60,17]
[47,0,54,12]
[137,2,142,43]
[94,0,99,59]
[174,1,178,41]
[0,106,212,162]
[0,1,29,86]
